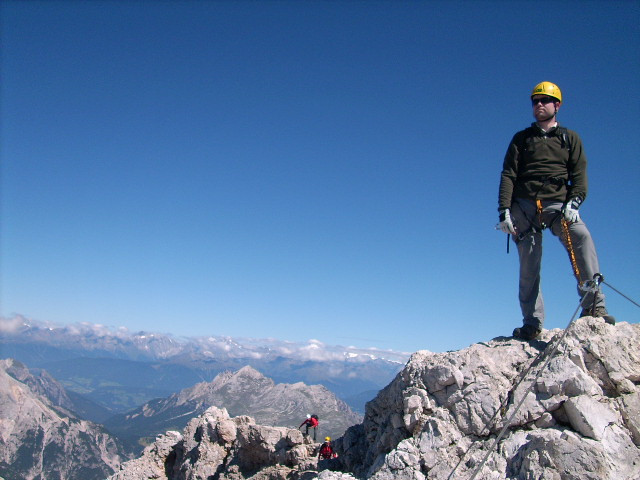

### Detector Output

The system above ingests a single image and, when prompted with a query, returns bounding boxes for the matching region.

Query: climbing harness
[446,273,640,480]
[504,176,566,254]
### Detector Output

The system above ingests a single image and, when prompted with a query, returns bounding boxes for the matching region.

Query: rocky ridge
[109,406,320,480]
[111,316,640,479]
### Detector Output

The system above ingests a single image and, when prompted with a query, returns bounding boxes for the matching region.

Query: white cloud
[0,315,28,333]
[2,314,410,364]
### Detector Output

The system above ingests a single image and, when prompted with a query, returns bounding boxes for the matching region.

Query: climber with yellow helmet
[496,82,615,340]
[319,436,337,460]
[530,81,562,122]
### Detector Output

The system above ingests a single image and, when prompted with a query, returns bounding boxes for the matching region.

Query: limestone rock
[337,317,640,480]
[620,392,640,445]
[564,394,619,440]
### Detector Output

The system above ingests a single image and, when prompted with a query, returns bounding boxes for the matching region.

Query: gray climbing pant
[510,198,606,329]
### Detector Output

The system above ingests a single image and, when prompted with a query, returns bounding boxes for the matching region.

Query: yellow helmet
[531,81,562,103]
[325,436,331,441]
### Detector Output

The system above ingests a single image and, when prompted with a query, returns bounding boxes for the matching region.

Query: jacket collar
[531,121,560,135]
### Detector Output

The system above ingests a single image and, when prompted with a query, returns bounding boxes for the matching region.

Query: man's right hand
[496,208,516,234]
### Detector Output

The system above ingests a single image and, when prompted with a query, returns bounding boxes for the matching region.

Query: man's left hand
[562,198,582,223]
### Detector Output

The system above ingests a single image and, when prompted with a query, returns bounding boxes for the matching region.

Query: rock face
[106,365,361,451]
[337,317,640,479]
[0,358,129,480]
[113,317,640,479]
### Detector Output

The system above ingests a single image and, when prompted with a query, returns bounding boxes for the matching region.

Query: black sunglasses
[531,97,557,106]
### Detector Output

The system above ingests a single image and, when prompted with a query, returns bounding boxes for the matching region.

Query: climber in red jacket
[299,414,319,440]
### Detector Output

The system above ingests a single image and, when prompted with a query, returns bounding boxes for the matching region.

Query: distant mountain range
[105,365,361,452]
[0,315,406,415]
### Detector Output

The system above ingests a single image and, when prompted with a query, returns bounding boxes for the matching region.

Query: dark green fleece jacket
[498,123,588,211]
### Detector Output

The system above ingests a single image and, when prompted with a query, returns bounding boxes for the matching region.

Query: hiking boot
[580,306,616,325]
[513,324,541,341]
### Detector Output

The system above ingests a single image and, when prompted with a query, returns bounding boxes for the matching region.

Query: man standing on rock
[299,414,319,440]
[497,81,615,340]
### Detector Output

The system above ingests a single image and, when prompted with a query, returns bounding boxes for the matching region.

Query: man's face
[531,95,559,121]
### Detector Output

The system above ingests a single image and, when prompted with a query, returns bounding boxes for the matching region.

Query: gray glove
[562,197,582,223]
[497,208,516,234]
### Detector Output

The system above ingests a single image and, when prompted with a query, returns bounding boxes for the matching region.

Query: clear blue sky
[2,1,639,354]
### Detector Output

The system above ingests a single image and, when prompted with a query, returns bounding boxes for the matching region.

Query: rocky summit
[109,406,319,480]
[110,317,640,479]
